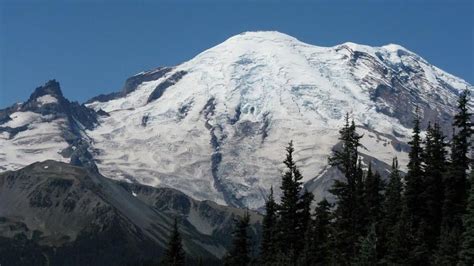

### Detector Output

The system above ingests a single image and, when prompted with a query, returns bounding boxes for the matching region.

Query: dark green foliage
[328,114,364,263]
[303,199,332,266]
[299,190,315,238]
[404,109,424,229]
[225,212,251,266]
[401,110,432,263]
[437,89,472,264]
[363,164,385,226]
[259,187,278,265]
[383,205,412,265]
[420,123,447,252]
[381,158,409,264]
[451,89,472,182]
[383,158,403,233]
[362,164,385,262]
[443,89,472,226]
[460,172,474,265]
[276,141,313,265]
[163,218,185,266]
[354,224,378,266]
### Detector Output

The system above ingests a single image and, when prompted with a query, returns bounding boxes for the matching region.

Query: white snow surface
[36,95,58,105]
[0,112,69,172]
[83,31,472,209]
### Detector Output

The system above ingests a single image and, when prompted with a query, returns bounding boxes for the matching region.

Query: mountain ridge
[0,160,262,265]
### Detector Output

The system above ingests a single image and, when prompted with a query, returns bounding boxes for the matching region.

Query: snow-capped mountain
[1,31,472,209]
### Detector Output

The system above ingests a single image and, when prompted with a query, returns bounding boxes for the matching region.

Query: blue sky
[0,0,472,107]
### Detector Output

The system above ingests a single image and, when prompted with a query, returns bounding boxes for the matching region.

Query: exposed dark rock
[85,67,173,104]
[259,112,271,143]
[141,114,150,127]
[147,70,187,103]
[229,104,241,125]
[177,102,193,121]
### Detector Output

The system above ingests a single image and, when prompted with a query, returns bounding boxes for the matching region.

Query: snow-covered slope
[0,80,101,172]
[85,31,472,209]
[1,32,472,209]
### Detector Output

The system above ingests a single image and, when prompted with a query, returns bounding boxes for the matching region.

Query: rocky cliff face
[0,160,261,265]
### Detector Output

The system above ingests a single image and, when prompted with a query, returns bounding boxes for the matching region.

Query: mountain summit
[1,31,472,209]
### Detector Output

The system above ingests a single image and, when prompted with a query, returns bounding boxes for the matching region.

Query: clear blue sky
[0,0,473,107]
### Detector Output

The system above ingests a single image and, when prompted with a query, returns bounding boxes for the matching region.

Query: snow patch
[36,95,58,105]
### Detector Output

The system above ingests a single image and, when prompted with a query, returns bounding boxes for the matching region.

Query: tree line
[163,90,472,266]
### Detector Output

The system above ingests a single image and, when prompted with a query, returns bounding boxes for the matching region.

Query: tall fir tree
[363,164,385,226]
[259,187,278,265]
[354,224,378,266]
[404,108,424,228]
[420,122,447,254]
[299,190,315,239]
[363,165,386,261]
[383,158,403,234]
[402,108,429,264]
[163,218,185,266]
[381,158,406,264]
[304,198,332,266]
[276,141,312,265]
[460,171,474,265]
[328,113,364,263]
[224,212,251,266]
[438,89,472,264]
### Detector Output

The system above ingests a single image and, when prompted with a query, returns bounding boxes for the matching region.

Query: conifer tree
[276,141,311,265]
[460,171,474,265]
[381,158,405,263]
[404,108,424,228]
[306,199,332,266]
[163,218,185,266]
[438,89,472,264]
[299,190,315,238]
[402,109,428,264]
[363,164,385,226]
[354,224,378,266]
[420,122,447,253]
[384,204,412,265]
[383,158,403,233]
[328,113,364,263]
[224,212,251,266]
[260,187,278,265]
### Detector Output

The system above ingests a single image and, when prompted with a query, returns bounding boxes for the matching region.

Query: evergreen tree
[328,114,364,263]
[402,109,429,264]
[299,190,315,238]
[305,199,332,266]
[404,108,424,228]
[460,171,474,265]
[383,158,403,233]
[354,224,378,266]
[363,164,385,226]
[224,212,251,266]
[362,165,386,261]
[163,218,185,266]
[259,187,278,265]
[420,122,447,253]
[438,89,472,264]
[276,141,311,265]
[381,158,406,264]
